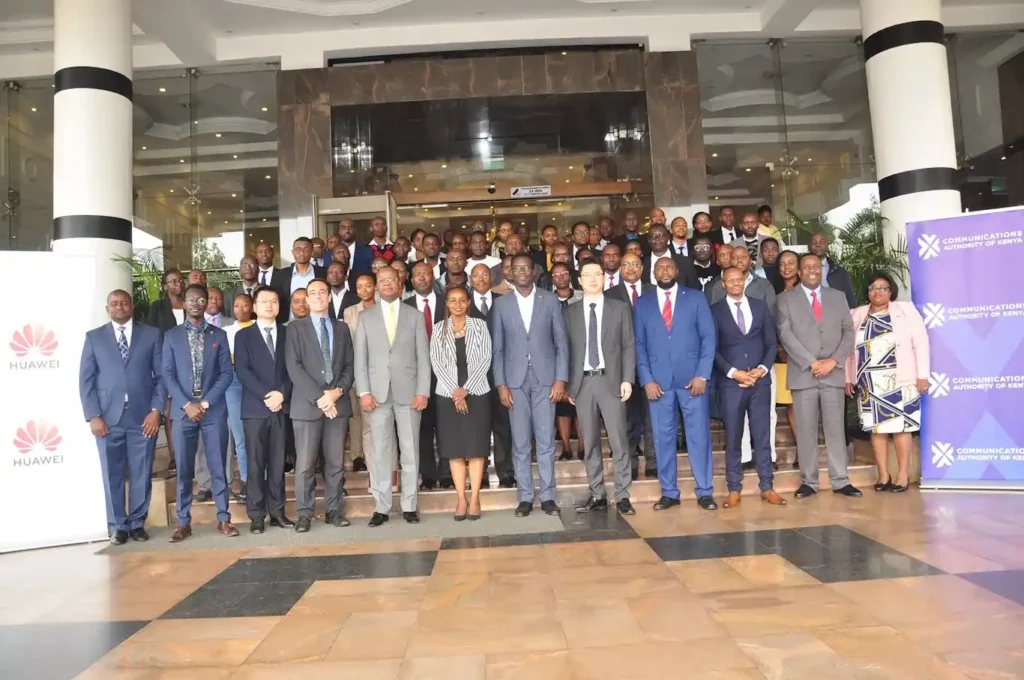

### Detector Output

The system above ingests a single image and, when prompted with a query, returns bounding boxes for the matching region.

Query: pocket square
[212,342,220,348]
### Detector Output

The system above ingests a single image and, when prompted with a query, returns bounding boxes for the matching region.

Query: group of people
[80,204,930,544]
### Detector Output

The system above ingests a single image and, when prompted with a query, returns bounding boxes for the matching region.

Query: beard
[656,278,676,290]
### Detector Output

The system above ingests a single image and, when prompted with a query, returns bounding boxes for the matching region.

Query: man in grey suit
[566,262,637,516]
[224,255,260,320]
[354,265,431,527]
[492,253,570,517]
[285,278,355,532]
[729,211,770,268]
[776,253,862,499]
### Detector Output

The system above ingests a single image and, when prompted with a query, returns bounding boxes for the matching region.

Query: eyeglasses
[187,298,208,305]
[693,244,712,252]
[868,285,890,292]
[621,262,642,268]
[511,265,533,273]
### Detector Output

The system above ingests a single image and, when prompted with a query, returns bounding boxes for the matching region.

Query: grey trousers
[576,373,632,502]
[792,383,849,490]
[366,397,421,514]
[509,367,557,504]
[293,416,348,519]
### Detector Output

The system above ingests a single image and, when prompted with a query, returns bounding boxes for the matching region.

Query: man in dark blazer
[809,231,857,309]
[162,283,237,542]
[712,267,786,510]
[537,244,579,291]
[611,210,649,255]
[468,263,514,488]
[566,262,637,516]
[234,286,294,533]
[79,290,165,544]
[329,218,375,275]
[225,256,260,320]
[326,261,359,321]
[276,237,327,324]
[285,278,355,532]
[642,225,699,291]
[492,253,570,517]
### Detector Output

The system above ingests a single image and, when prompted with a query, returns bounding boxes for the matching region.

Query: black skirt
[436,393,492,460]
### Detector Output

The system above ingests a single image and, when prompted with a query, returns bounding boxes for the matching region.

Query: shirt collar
[309,311,329,322]
[256,320,276,331]
[728,294,748,306]
[515,285,536,301]
[111,318,133,332]
[661,284,679,300]
[801,283,821,296]
[186,319,209,333]
[583,294,603,305]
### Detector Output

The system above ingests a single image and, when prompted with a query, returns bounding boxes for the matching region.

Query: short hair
[719,205,735,213]
[797,252,821,269]
[721,266,744,279]
[306,277,329,292]
[422,232,441,244]
[470,229,487,240]
[184,283,207,298]
[293,236,313,246]
[692,211,711,224]
[253,286,278,304]
[572,221,590,231]
[354,273,376,287]
[511,253,533,267]
[541,224,558,234]
[208,285,222,294]
[580,261,603,276]
[550,262,570,275]
[328,260,350,275]
[600,243,620,255]
[865,271,899,301]
[233,291,253,305]
[290,288,307,302]
[394,235,410,244]
[691,233,714,246]
[161,268,181,286]
[760,237,780,251]
[757,204,773,216]
[574,247,594,263]
[410,228,426,239]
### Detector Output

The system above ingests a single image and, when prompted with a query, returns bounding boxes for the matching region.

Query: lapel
[305,317,327,372]
[105,324,129,367]
[600,300,614,352]
[330,317,344,375]
[797,286,821,325]
[526,289,543,338]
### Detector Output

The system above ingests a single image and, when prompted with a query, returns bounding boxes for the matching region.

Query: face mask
[656,278,676,290]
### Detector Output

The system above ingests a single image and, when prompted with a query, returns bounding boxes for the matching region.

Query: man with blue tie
[162,283,238,542]
[712,268,787,509]
[634,256,718,511]
[79,290,165,545]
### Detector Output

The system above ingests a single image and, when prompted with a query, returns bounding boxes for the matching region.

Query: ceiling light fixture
[169,189,174,193]
[231,193,237,197]
[158,87,166,93]
[30,107,36,112]
[711,152,718,158]
[441,164,447,168]
[215,133,222,138]
[179,159,185,163]
[263,218,267,222]
[261,107,268,112]
[745,168,751,172]
[233,154,238,159]
[265,175,271,179]
[141,146,147,150]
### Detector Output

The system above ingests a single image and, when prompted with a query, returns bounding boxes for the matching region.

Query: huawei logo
[10,324,58,358]
[13,421,62,455]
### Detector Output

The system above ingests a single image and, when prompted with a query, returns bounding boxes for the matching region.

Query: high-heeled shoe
[874,477,892,492]
[889,480,909,493]
[454,501,468,522]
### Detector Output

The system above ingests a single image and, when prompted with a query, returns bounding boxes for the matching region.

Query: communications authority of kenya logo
[928,372,950,398]
[918,234,941,260]
[12,421,65,467]
[931,441,955,468]
[922,303,946,329]
[9,324,58,358]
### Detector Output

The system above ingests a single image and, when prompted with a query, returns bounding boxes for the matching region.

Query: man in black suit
[225,256,260,320]
[612,210,649,255]
[336,218,375,275]
[255,242,279,291]
[326,261,359,321]
[234,286,295,533]
[276,237,327,323]
[568,221,591,270]
[605,252,656,479]
[600,243,624,291]
[641,224,699,290]
[404,261,449,490]
[537,244,580,291]
[417,233,447,282]
[468,263,514,488]
[809,231,857,308]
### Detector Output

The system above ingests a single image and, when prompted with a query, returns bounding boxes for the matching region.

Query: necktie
[117,326,129,364]
[735,301,746,334]
[811,291,823,323]
[264,326,275,356]
[260,270,268,285]
[608,274,614,290]
[630,284,638,305]
[386,302,398,345]
[319,317,334,383]
[480,295,489,316]
[662,292,673,331]
[422,297,433,338]
[588,303,600,369]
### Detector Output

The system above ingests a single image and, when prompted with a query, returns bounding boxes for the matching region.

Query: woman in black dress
[430,286,493,521]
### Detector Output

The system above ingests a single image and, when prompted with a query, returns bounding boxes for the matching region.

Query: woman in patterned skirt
[844,273,930,493]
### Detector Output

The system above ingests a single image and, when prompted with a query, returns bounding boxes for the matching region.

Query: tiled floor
[2,489,1024,679]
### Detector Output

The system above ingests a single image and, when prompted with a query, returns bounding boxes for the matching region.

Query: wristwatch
[201,400,210,410]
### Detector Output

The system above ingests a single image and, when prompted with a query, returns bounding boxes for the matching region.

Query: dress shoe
[169,525,192,543]
[541,500,560,515]
[874,477,892,492]
[889,480,909,493]
[616,499,636,515]
[109,530,128,545]
[353,457,367,472]
[833,484,863,498]
[439,480,455,490]
[653,496,681,511]
[237,483,247,502]
[217,521,239,537]
[250,519,265,534]
[498,477,516,489]
[195,489,213,503]
[723,491,742,508]
[480,476,491,489]
[761,489,787,505]
[558,451,572,461]
[454,510,467,522]
[295,517,311,533]
[326,511,351,528]
[772,461,779,472]
[129,528,149,542]
[514,501,532,517]
[575,496,608,513]
[576,451,585,462]
[697,496,718,511]
[630,466,639,481]
[369,512,389,527]
[644,467,658,479]
[420,478,436,491]
[269,516,295,528]
[403,511,420,524]
[794,484,818,499]
[167,459,176,473]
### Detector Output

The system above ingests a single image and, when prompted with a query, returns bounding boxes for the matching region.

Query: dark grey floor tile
[646,532,775,561]
[0,620,147,680]
[960,570,1024,606]
[160,582,257,619]
[560,508,639,536]
[220,581,314,617]
[207,556,330,585]
[440,535,493,550]
[317,551,437,580]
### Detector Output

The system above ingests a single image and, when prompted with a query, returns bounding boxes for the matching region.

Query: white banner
[0,252,108,552]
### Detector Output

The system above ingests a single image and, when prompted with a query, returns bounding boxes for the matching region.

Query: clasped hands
[317,387,343,419]
[732,366,768,388]
[360,393,429,412]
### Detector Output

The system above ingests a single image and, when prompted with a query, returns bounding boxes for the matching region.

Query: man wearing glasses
[690,235,721,292]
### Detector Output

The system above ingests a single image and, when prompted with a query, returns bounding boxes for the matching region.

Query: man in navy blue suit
[79,290,166,545]
[712,268,787,509]
[328,218,375,275]
[234,286,294,533]
[634,256,718,511]
[162,283,238,542]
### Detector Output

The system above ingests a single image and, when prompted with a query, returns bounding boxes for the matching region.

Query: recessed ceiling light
[158,87,166,93]
[745,168,751,172]
[215,133,221,138]
[565,179,570,183]
[457,207,462,211]
[233,154,238,159]
[441,164,447,168]
[207,211,212,214]
[224,220,228,224]
[239,210,244,214]
[806,157,812,161]
[561,51,567,56]
[265,174,271,179]
[711,153,718,158]
[179,159,185,163]
[714,196,719,200]
[231,193,237,197]
[141,146,147,150]
[1001,155,1007,161]
[414,187,418,191]
[261,107,268,112]
[262,218,267,222]
[169,189,174,193]
[30,107,36,112]
[568,165,573,170]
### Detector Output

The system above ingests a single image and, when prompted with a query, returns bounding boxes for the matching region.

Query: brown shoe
[761,489,788,506]
[217,521,240,537]
[723,491,742,508]
[169,525,191,543]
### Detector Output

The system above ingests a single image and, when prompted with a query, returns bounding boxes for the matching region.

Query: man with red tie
[404,261,450,490]
[634,256,717,511]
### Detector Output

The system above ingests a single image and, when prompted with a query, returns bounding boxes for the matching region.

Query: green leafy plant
[112,248,164,321]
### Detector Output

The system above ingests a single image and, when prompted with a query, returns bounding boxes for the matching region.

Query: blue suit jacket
[325,243,375,275]
[711,298,777,382]
[234,323,292,419]
[161,323,233,420]
[79,322,166,428]
[634,286,716,390]
[491,287,569,389]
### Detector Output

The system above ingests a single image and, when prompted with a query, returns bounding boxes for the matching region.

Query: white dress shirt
[331,286,348,314]
[802,283,823,307]
[672,239,689,257]
[172,308,185,325]
[603,271,620,290]
[415,291,438,319]
[258,267,275,286]
[515,286,536,333]
[256,320,278,354]
[649,251,672,285]
[720,227,738,243]
[347,241,357,265]
[428,259,443,281]
[474,290,493,314]
[624,281,642,306]
[725,295,768,378]
[581,294,605,370]
[111,318,134,347]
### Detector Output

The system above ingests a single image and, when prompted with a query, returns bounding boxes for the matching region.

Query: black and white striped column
[52,0,133,318]
[861,0,961,295]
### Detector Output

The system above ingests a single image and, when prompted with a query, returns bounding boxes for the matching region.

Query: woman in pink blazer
[844,273,930,493]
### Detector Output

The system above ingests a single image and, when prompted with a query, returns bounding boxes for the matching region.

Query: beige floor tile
[415,604,552,633]
[724,555,820,589]
[484,649,574,680]
[291,578,427,618]
[304,576,429,596]
[701,585,881,637]
[551,577,683,603]
[397,654,486,680]
[243,614,346,664]
[897,614,1024,655]
[568,639,755,679]
[667,559,756,594]
[627,591,729,642]
[542,543,602,569]
[592,539,662,566]
[435,546,546,564]
[555,600,646,649]
[38,585,199,623]
[827,579,967,627]
[815,625,971,680]
[76,667,236,679]
[734,631,866,680]
[896,575,1024,617]
[232,659,402,679]
[404,622,566,657]
[325,610,418,660]
[941,648,1024,680]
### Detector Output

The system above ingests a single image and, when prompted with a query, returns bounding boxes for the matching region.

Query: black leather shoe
[616,499,636,515]
[499,477,516,489]
[653,496,681,511]
[575,497,608,513]
[326,511,351,527]
[889,482,909,493]
[295,517,311,533]
[644,467,658,479]
[874,477,892,492]
[129,528,149,542]
[833,484,863,498]
[353,457,367,472]
[558,451,572,461]
[480,476,491,489]
[269,516,295,528]
[794,484,818,499]
[541,500,560,515]
[420,478,436,491]
[439,480,454,490]
[250,519,265,534]
[110,530,128,545]
[631,466,639,481]
[514,502,532,517]
[195,489,213,503]
[369,512,389,527]
[576,451,585,462]
[403,511,420,524]
[237,483,247,502]
[697,496,718,511]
